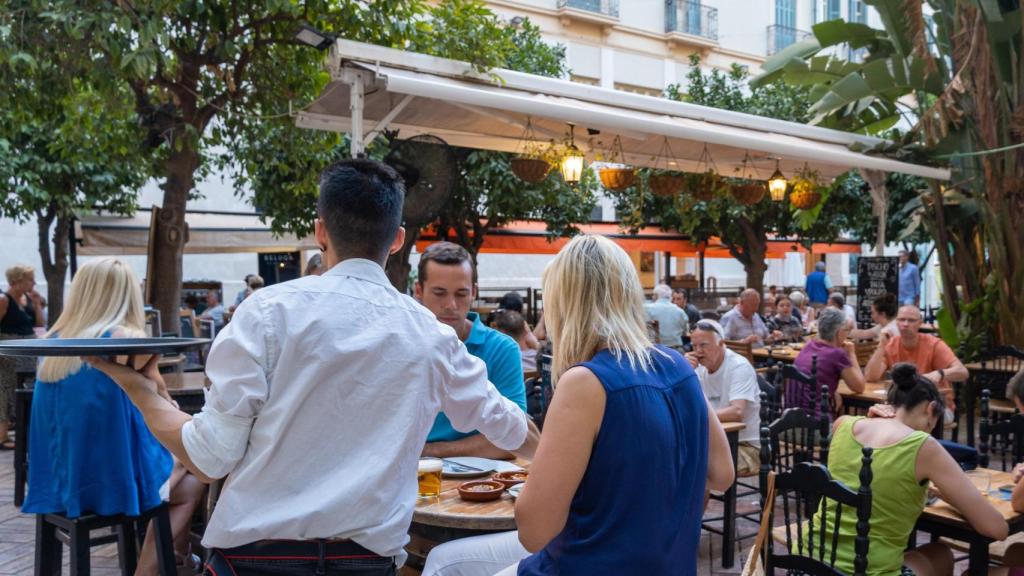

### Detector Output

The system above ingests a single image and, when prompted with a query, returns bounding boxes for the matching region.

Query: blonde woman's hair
[541,234,660,382]
[38,258,146,382]
[5,264,34,286]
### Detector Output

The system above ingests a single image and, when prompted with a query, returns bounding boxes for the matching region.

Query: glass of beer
[418,457,443,498]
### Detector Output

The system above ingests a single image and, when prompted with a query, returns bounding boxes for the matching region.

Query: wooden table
[407,461,524,568]
[702,421,746,569]
[752,345,801,364]
[915,469,1024,574]
[839,380,890,414]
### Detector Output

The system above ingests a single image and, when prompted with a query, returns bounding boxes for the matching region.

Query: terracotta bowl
[492,471,529,488]
[457,480,505,502]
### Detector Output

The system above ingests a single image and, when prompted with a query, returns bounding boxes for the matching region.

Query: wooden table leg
[722,429,739,569]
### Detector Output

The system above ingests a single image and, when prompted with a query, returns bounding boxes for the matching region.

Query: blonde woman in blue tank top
[818,364,1006,575]
[423,235,735,576]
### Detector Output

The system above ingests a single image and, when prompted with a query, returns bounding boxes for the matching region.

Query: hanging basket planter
[510,157,552,183]
[649,173,686,197]
[731,182,766,206]
[789,165,824,210]
[599,166,636,191]
[690,171,721,202]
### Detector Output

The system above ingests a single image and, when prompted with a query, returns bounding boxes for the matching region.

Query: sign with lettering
[856,257,899,326]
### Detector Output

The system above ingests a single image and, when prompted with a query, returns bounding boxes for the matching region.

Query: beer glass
[418,457,443,498]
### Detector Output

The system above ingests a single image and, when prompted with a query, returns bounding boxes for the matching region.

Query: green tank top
[807,416,930,576]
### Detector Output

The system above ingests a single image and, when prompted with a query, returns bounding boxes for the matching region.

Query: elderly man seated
[686,319,761,475]
[721,288,783,347]
[865,305,968,416]
[644,283,689,350]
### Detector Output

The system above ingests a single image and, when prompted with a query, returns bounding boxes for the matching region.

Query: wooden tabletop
[752,345,802,363]
[922,469,1024,527]
[163,371,209,394]
[413,459,528,530]
[838,380,890,404]
[722,421,746,434]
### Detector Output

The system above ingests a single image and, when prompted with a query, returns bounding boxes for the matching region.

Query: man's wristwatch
[937,368,945,382]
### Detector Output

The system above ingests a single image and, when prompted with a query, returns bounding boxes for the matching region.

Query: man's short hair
[653,284,672,300]
[498,292,524,313]
[829,292,846,307]
[815,261,826,271]
[493,310,527,339]
[417,241,475,284]
[317,159,405,260]
[672,287,689,300]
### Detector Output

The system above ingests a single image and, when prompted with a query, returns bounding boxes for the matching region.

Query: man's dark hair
[417,241,475,284]
[498,292,524,313]
[672,287,689,300]
[493,310,526,340]
[317,159,405,261]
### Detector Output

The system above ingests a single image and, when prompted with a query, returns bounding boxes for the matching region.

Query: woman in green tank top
[813,363,1007,576]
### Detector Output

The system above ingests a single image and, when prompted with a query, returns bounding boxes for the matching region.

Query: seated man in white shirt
[686,319,761,475]
[86,158,540,576]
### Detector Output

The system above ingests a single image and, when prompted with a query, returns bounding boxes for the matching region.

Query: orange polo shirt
[884,333,958,409]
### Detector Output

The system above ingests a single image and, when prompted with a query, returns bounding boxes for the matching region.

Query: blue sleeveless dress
[22,342,172,518]
[518,346,709,575]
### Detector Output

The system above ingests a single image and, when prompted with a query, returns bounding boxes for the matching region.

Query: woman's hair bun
[891,363,919,391]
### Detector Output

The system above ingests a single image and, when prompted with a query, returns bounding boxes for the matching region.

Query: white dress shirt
[181,259,528,556]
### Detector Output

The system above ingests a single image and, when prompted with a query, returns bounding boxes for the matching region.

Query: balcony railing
[665,1,718,42]
[767,24,813,55]
[557,0,619,19]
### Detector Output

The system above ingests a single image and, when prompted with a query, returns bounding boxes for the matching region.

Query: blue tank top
[518,346,709,576]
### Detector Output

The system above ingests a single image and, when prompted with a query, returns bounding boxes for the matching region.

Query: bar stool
[34,502,177,576]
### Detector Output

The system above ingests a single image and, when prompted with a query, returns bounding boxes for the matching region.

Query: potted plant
[789,165,824,210]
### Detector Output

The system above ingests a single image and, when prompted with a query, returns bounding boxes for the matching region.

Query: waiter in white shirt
[87,159,540,576]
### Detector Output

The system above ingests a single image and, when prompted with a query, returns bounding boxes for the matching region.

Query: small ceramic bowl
[491,471,529,488]
[457,480,505,502]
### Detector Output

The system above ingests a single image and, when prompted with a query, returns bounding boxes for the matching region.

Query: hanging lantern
[560,123,585,185]
[768,159,788,202]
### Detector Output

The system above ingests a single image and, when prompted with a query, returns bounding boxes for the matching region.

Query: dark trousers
[938,439,979,470]
[204,539,396,576]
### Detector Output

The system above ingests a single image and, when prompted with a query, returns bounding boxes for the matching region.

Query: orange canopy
[416,220,861,258]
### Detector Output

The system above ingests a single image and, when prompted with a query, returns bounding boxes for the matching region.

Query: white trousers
[422,530,528,576]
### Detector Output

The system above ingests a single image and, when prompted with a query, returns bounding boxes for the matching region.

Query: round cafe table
[405,461,523,569]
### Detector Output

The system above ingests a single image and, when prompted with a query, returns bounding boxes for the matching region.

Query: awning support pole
[699,249,706,294]
[663,252,672,284]
[340,68,369,157]
[364,94,415,144]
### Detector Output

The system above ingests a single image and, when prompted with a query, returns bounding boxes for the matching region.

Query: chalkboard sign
[856,257,899,326]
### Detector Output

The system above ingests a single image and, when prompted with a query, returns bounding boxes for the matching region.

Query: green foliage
[0,2,148,224]
[618,55,869,290]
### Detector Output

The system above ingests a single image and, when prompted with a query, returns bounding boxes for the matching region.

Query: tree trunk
[35,205,70,328]
[385,228,421,292]
[152,149,199,334]
[733,216,769,296]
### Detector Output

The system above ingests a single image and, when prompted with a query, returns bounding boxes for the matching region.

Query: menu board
[856,257,899,326]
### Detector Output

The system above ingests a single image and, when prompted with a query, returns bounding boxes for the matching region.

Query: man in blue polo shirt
[414,241,527,459]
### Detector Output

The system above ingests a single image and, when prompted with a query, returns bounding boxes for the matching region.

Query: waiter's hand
[867,403,896,419]
[84,354,174,406]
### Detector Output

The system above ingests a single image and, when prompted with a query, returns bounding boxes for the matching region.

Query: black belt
[218,538,383,561]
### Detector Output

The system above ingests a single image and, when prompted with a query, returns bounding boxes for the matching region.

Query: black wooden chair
[761,454,874,575]
[979,388,1024,471]
[964,346,1024,446]
[759,363,784,425]
[759,397,831,483]
[526,354,553,430]
[780,356,828,417]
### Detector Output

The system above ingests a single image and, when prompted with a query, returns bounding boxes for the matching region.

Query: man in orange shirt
[865,305,968,415]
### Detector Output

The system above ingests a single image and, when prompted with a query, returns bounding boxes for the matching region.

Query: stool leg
[69,522,90,576]
[35,515,62,576]
[151,507,177,576]
[116,520,138,576]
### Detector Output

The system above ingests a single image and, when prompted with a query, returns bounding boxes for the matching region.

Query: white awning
[77,209,316,256]
[296,39,949,181]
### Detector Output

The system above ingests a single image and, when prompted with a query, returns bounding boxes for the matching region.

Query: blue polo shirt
[427,312,527,442]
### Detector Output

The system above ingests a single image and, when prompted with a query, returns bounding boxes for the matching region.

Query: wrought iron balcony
[556,0,620,20]
[767,24,812,55]
[665,1,718,42]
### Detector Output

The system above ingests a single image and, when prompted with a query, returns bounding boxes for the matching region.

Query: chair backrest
[780,358,830,419]
[724,339,754,365]
[145,308,162,337]
[759,404,831,479]
[645,319,660,344]
[853,340,875,367]
[178,309,198,338]
[980,388,1024,470]
[759,363,783,424]
[972,346,1024,399]
[197,319,216,364]
[527,354,554,429]
[764,456,873,576]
